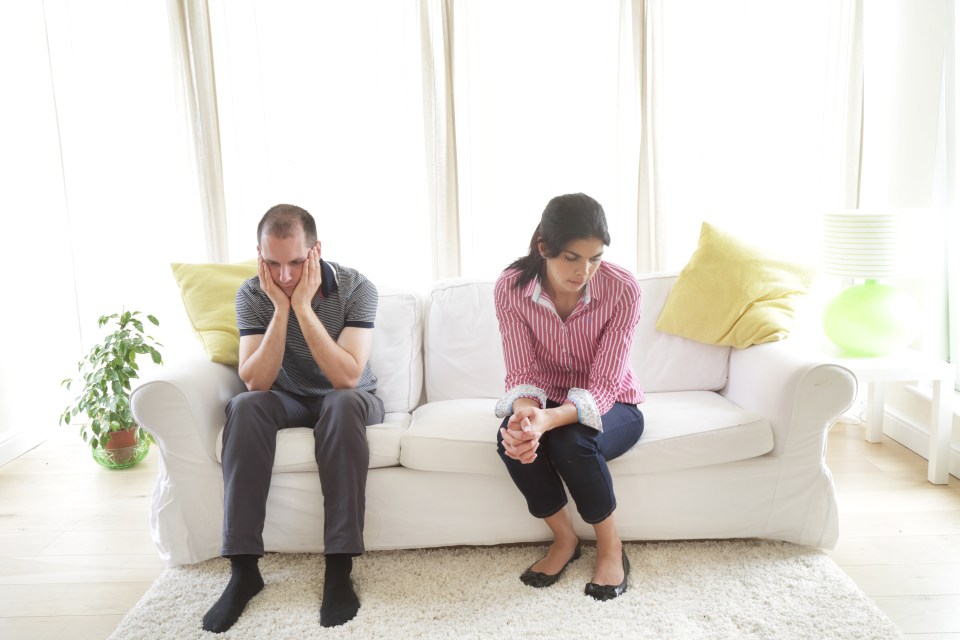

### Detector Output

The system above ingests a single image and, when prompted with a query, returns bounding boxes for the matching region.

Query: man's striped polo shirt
[235,259,378,397]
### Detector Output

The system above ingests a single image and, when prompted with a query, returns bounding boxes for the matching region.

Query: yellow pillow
[656,222,815,348]
[171,260,258,366]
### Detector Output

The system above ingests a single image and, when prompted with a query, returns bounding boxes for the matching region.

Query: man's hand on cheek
[258,256,291,309]
[291,246,322,311]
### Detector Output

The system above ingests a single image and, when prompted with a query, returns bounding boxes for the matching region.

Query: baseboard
[883,407,960,480]
[0,429,47,469]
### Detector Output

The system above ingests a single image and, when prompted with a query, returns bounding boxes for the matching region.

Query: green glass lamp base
[823,280,919,357]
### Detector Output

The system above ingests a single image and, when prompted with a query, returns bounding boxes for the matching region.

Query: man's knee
[226,390,281,419]
[317,389,381,428]
[224,391,284,447]
[315,390,371,437]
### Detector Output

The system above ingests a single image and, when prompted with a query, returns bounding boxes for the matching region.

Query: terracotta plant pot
[104,426,139,450]
[92,426,149,470]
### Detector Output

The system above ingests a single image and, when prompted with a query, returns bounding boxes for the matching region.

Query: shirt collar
[524,275,594,306]
[319,259,338,298]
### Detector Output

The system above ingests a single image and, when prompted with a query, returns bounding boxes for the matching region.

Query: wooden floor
[0,422,958,639]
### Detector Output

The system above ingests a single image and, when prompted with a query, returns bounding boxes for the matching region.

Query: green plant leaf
[147,315,159,326]
[150,348,162,364]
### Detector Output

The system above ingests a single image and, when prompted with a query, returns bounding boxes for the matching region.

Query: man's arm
[290,245,373,389]
[295,318,373,389]
[237,258,292,392]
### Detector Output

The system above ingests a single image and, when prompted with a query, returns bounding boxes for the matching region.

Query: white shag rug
[110,540,904,640]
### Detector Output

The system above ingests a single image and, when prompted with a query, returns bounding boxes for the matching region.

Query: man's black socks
[202,554,265,633]
[320,554,360,627]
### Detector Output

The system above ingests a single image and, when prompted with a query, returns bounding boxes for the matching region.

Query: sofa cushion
[370,289,424,413]
[401,393,772,476]
[633,274,730,392]
[655,222,815,348]
[424,276,731,402]
[171,260,258,366]
[610,391,773,474]
[215,412,409,471]
[424,279,504,402]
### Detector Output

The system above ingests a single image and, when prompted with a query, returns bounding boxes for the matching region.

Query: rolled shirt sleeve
[494,275,547,415]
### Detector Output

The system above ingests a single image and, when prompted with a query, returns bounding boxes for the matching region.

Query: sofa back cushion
[425,279,505,402]
[633,273,730,392]
[424,275,729,403]
[370,289,424,413]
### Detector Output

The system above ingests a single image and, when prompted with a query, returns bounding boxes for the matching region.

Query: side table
[826,349,956,484]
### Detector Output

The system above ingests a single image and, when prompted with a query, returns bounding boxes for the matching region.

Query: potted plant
[61,310,163,469]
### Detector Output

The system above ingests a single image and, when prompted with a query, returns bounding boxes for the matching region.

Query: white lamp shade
[822,210,901,279]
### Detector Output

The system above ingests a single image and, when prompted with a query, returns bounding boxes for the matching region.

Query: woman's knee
[543,423,598,458]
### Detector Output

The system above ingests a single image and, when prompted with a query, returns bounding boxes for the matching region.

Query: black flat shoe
[519,542,582,588]
[585,547,630,601]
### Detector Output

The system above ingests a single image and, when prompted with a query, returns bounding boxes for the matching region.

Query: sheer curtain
[950,1,960,389]
[451,0,642,279]
[43,0,207,354]
[0,1,205,464]
[209,0,432,289]
[656,1,838,271]
[0,2,78,465]
[861,0,950,359]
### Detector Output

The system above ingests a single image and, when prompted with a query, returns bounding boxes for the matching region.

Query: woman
[495,192,644,601]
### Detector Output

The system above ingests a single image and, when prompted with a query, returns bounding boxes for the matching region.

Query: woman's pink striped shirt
[494,261,645,423]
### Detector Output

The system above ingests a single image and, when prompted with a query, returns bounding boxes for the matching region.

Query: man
[202,204,384,632]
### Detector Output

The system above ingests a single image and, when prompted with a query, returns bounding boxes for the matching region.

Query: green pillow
[656,222,815,348]
[170,260,257,366]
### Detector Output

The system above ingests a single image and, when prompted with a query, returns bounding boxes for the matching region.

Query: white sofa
[131,273,857,568]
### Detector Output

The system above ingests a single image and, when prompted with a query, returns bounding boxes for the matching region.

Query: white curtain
[937,0,958,386]
[169,0,229,263]
[419,0,461,279]
[0,2,79,465]
[861,0,951,358]
[655,1,840,270]
[43,0,207,352]
[950,1,960,387]
[635,0,664,272]
[0,0,206,465]
[209,0,432,289]
[450,0,641,279]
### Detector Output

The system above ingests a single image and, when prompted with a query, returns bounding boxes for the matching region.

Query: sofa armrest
[722,341,857,458]
[131,356,246,463]
[130,356,245,566]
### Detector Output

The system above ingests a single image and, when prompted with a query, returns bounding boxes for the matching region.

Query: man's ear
[315,241,322,258]
[257,246,262,257]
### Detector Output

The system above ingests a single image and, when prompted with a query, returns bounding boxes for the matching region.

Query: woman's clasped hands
[500,404,549,464]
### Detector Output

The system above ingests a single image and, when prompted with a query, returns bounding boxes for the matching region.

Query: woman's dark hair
[508,193,611,289]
